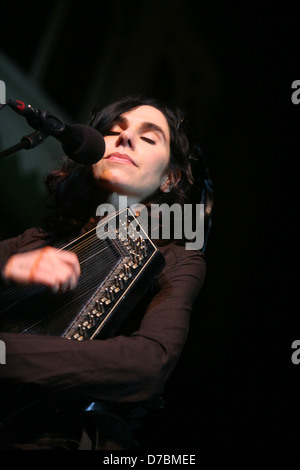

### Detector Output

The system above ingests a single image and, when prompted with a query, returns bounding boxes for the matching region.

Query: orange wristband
[28,247,51,282]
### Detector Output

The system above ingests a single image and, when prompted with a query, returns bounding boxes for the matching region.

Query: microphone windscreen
[63,124,106,164]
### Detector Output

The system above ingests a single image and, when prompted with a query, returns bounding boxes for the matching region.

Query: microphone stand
[0,103,49,160]
[0,130,49,160]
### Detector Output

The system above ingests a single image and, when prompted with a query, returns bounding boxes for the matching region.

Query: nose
[115,129,136,150]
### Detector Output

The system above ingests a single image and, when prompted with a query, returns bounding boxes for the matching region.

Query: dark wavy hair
[41,96,195,240]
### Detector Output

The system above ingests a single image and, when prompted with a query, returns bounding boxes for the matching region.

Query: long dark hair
[41,96,195,240]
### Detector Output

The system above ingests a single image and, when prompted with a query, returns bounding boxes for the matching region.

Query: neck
[107,192,141,210]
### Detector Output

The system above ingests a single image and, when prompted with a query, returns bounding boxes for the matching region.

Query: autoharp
[0,208,165,340]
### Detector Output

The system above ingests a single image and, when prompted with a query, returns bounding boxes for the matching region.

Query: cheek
[103,138,113,157]
[92,160,103,179]
[143,151,169,181]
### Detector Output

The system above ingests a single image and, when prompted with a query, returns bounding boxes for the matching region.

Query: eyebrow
[113,116,167,143]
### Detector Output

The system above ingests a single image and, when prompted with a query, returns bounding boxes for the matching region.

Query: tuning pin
[88,312,96,327]
[109,288,114,301]
[95,300,104,314]
[104,287,111,301]
[142,243,147,257]
[78,324,87,339]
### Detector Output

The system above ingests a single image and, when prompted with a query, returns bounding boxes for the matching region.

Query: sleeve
[0,238,16,277]
[0,246,206,404]
[0,228,49,282]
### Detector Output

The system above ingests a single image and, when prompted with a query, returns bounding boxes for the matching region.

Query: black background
[0,1,299,450]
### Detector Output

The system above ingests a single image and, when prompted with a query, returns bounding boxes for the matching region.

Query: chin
[95,170,134,195]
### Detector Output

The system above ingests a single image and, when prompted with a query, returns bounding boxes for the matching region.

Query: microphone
[6,99,106,164]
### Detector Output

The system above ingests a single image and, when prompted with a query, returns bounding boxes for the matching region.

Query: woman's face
[92,105,171,202]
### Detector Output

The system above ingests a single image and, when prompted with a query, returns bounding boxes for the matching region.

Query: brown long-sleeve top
[0,227,206,405]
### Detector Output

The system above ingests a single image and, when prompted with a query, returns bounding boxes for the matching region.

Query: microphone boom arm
[0,130,49,160]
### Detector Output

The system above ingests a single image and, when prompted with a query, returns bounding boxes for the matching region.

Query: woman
[0,96,207,450]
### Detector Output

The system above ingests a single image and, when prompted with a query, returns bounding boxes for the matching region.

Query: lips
[106,152,137,166]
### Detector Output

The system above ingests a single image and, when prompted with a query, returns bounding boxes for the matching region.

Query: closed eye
[105,130,120,136]
[106,131,156,145]
[141,136,156,145]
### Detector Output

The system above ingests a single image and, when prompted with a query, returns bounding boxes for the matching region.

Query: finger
[50,283,59,294]
[42,266,76,291]
[55,250,81,277]
[36,250,81,288]
[55,258,81,287]
[59,272,78,292]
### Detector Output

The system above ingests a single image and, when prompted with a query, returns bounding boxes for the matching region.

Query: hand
[3,247,81,293]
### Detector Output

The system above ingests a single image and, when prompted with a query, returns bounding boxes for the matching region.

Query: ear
[160,169,181,193]
[159,175,172,193]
